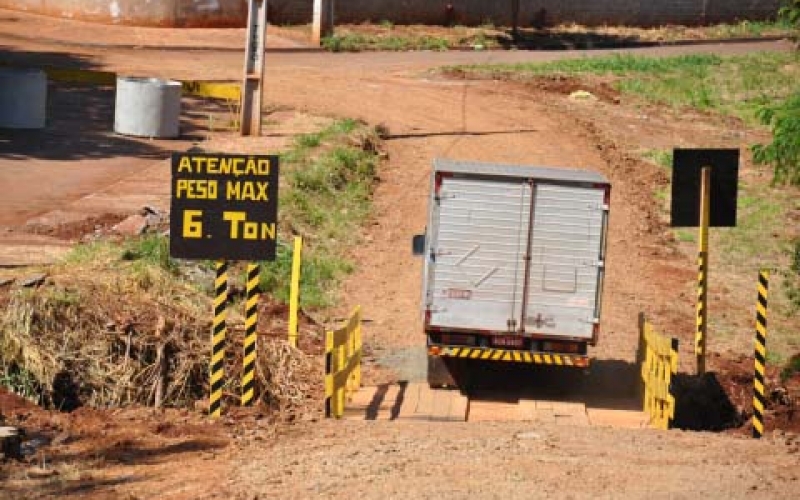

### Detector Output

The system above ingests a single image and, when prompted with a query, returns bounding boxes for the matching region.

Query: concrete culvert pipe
[0,68,47,129]
[114,76,182,138]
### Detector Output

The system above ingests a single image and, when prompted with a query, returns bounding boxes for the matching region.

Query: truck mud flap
[429,346,589,368]
[427,355,465,389]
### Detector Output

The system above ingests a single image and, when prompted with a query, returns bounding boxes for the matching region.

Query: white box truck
[413,159,610,387]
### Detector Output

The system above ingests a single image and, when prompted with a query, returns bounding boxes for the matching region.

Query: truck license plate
[491,336,524,348]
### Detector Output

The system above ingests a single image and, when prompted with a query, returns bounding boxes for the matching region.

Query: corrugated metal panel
[434,158,608,186]
[428,177,531,332]
[524,183,605,339]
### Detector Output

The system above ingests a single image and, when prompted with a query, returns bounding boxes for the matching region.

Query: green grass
[312,19,792,53]
[705,19,793,38]
[674,229,696,243]
[258,119,382,308]
[0,362,41,402]
[322,33,450,52]
[641,149,673,170]
[120,235,178,274]
[717,188,789,266]
[448,51,800,123]
[781,352,800,382]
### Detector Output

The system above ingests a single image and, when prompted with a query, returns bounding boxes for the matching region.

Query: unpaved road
[1,9,798,499]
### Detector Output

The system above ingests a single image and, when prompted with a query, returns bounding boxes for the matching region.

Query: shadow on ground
[497,28,646,50]
[453,358,642,411]
[0,48,232,161]
[672,372,743,431]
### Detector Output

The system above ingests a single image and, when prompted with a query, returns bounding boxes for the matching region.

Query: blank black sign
[671,149,739,227]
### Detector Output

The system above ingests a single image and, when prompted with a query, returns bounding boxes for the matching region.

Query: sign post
[288,236,303,348]
[671,149,739,375]
[242,263,260,406]
[210,260,228,418]
[752,270,769,438]
[170,152,279,416]
[696,166,711,374]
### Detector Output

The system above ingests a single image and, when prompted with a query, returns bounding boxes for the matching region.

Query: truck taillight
[435,172,453,197]
[593,183,611,206]
[574,357,589,368]
[424,309,432,326]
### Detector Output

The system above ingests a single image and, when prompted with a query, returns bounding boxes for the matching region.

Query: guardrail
[324,306,362,418]
[637,313,679,430]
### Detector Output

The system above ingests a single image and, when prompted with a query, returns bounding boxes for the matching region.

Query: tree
[781,0,800,45]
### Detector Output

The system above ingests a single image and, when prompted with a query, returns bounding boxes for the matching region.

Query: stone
[0,426,22,461]
[112,214,148,236]
[21,274,47,288]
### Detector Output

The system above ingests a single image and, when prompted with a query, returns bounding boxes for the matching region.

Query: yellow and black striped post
[752,270,769,439]
[242,263,260,406]
[210,260,229,418]
[695,166,711,375]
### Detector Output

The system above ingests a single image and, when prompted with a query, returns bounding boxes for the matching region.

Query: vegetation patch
[264,118,383,308]
[0,119,383,412]
[302,19,794,53]
[446,51,800,123]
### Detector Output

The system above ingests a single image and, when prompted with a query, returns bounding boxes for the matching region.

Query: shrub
[780,0,800,44]
[752,92,800,185]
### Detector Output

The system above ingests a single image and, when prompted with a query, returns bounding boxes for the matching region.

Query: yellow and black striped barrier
[181,80,241,101]
[637,313,679,430]
[13,65,241,101]
[324,307,362,418]
[429,346,589,368]
[210,260,229,419]
[241,263,260,406]
[752,270,769,439]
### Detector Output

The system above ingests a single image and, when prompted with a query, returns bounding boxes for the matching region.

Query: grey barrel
[0,68,47,129]
[114,76,182,138]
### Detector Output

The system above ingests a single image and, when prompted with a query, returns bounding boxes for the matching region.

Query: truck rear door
[428,175,531,333]
[524,183,606,340]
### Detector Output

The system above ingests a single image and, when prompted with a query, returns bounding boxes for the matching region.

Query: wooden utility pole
[240,0,267,136]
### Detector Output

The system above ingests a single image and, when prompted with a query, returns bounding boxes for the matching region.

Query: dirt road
[1,9,798,499]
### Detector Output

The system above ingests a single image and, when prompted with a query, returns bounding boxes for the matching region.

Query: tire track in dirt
[256,69,666,379]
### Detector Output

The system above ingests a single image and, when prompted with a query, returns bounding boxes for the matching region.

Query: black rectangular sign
[671,148,739,228]
[170,153,279,260]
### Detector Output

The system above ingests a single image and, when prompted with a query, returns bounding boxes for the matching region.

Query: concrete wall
[0,0,247,27]
[0,0,781,27]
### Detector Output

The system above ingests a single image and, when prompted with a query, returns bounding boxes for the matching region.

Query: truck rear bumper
[428,345,590,368]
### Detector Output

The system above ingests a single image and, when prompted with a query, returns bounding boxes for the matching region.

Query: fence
[324,306,362,418]
[637,313,679,430]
